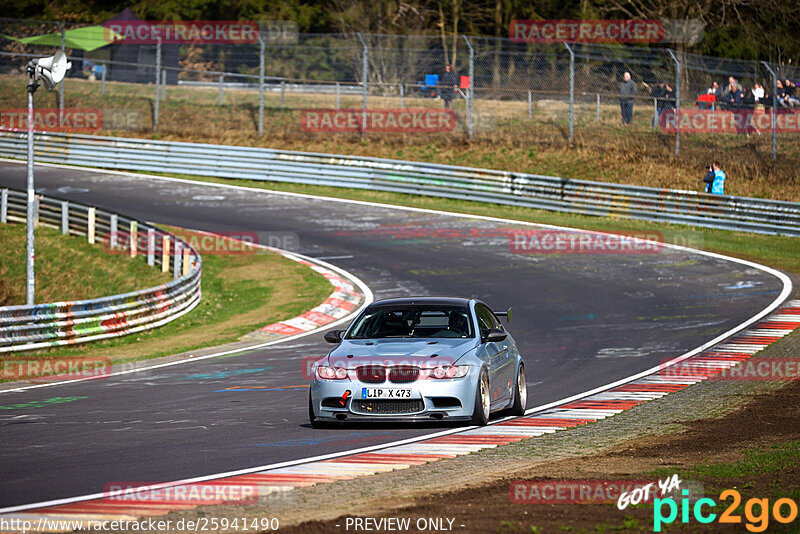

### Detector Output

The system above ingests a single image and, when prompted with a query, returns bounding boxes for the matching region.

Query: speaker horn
[35,50,71,90]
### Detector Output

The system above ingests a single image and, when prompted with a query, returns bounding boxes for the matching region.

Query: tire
[470,369,490,426]
[508,364,527,417]
[309,390,325,428]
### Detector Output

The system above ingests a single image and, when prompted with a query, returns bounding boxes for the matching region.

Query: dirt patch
[281,368,800,533]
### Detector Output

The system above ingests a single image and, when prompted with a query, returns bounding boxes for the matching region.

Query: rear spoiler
[494,307,512,322]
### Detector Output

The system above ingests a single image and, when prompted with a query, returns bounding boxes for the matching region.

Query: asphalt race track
[0,161,788,508]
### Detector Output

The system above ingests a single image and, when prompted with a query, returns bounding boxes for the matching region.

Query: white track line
[0,158,792,514]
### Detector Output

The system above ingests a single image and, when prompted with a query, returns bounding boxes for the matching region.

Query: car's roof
[367,297,473,308]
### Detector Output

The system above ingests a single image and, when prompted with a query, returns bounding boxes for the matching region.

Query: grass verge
[1,223,333,368]
[0,223,170,306]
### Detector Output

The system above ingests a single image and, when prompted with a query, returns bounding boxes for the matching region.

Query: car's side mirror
[484,329,507,343]
[324,330,343,344]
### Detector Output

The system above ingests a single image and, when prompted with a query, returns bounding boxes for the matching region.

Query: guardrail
[0,187,202,353]
[1,131,799,236]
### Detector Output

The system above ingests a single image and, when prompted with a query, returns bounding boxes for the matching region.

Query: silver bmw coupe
[309,297,526,426]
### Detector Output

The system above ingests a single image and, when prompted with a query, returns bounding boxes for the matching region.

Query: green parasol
[3,26,123,52]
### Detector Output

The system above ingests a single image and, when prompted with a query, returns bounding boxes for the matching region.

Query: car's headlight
[427,365,469,379]
[317,365,349,380]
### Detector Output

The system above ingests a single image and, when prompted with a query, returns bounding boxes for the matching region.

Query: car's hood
[328,338,476,368]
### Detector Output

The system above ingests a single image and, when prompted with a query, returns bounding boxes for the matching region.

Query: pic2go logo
[653,489,799,532]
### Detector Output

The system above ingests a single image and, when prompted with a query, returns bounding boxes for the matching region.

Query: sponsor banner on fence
[509,19,703,44]
[104,482,258,505]
[1,357,111,382]
[0,108,102,133]
[301,109,457,133]
[102,20,259,44]
[509,230,664,254]
[659,109,800,134]
[660,358,800,381]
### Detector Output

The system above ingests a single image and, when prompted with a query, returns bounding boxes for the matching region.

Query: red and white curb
[173,230,365,343]
[247,256,362,339]
[3,299,797,530]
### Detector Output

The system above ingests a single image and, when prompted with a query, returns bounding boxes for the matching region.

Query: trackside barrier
[0,187,202,353]
[0,132,799,236]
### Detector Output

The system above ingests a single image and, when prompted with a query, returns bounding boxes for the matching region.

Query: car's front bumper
[310,372,478,422]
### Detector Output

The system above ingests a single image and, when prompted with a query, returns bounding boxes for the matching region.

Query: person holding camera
[703,161,726,194]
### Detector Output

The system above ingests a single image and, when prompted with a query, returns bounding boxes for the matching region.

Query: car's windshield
[346,305,474,339]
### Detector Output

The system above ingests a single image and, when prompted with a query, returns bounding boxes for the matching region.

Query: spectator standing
[752,82,765,102]
[725,77,742,108]
[663,84,676,110]
[650,81,665,125]
[703,161,726,195]
[707,81,722,99]
[619,72,637,125]
[440,64,459,109]
[784,80,800,108]
[700,81,721,110]
[776,80,786,107]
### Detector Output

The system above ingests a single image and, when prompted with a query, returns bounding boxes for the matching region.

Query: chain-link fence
[1,18,798,174]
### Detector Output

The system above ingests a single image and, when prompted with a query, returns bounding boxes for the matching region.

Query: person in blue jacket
[703,161,726,194]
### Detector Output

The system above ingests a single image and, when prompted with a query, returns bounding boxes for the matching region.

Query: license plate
[361,388,413,399]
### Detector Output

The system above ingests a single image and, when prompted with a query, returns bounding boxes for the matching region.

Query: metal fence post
[464,35,474,140]
[174,241,182,279]
[761,61,778,165]
[25,85,35,304]
[61,201,68,234]
[0,189,6,223]
[336,82,340,109]
[280,80,285,108]
[667,49,680,157]
[33,196,39,229]
[596,93,600,123]
[218,74,224,105]
[162,235,170,273]
[147,228,155,266]
[356,33,368,137]
[154,39,161,133]
[564,42,574,144]
[110,213,117,249]
[56,22,65,123]
[528,91,532,120]
[100,63,106,95]
[258,33,265,137]
[400,84,404,108]
[161,68,166,99]
[87,207,96,244]
[130,220,138,258]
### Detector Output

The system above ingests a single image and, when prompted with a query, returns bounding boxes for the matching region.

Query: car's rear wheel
[508,364,527,417]
[470,369,490,426]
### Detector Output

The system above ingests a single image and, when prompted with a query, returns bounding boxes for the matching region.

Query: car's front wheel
[308,389,327,429]
[508,364,527,417]
[470,369,490,426]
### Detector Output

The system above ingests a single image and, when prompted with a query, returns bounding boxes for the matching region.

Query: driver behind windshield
[437,311,468,338]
